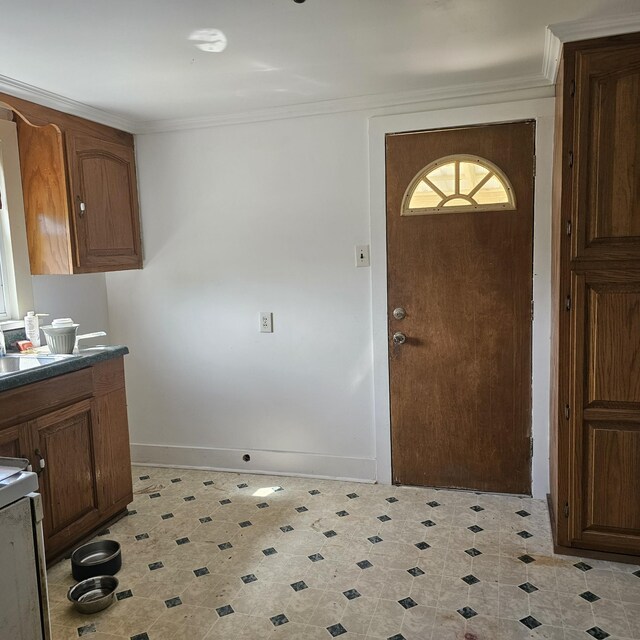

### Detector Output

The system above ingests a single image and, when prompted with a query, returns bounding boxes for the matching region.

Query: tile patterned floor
[47,466,640,640]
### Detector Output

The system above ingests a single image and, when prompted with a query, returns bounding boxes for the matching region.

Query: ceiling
[0,0,638,130]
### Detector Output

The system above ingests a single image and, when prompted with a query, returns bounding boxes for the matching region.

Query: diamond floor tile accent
[520,616,541,630]
[46,465,640,640]
[270,613,289,626]
[327,623,347,637]
[518,554,535,564]
[78,623,96,635]
[398,597,417,609]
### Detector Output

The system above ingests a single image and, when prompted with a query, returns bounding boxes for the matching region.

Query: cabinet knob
[77,196,86,217]
[35,448,45,475]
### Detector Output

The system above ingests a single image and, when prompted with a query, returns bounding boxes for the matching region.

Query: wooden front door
[386,121,535,494]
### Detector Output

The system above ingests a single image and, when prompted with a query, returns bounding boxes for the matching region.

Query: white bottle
[24,311,41,347]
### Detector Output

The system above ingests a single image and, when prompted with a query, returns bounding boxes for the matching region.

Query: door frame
[368,97,555,498]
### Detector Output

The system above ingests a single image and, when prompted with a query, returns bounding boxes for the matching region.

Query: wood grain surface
[386,121,535,494]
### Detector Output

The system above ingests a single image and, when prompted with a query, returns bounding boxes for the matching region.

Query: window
[0,116,34,324]
[401,155,516,216]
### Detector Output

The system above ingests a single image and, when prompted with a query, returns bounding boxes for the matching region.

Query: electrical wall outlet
[260,312,273,333]
[356,244,370,267]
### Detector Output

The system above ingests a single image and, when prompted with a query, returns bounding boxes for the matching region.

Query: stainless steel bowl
[67,575,119,614]
[71,540,122,581]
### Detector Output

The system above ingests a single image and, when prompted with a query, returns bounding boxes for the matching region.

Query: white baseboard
[130,443,377,484]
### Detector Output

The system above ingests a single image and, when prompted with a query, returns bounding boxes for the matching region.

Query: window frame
[401,154,516,216]
[0,116,34,327]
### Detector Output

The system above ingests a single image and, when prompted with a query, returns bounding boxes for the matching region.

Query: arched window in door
[401,155,516,216]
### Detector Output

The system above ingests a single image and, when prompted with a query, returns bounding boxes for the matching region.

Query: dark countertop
[0,346,129,393]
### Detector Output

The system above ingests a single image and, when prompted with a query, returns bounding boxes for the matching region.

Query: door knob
[393,332,406,345]
[393,307,406,320]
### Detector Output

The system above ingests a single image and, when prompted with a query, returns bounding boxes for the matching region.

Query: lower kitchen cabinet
[0,356,132,561]
[30,399,102,558]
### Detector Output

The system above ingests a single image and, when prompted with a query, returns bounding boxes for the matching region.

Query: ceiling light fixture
[188,28,227,53]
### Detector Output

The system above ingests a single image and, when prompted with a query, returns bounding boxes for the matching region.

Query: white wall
[31,274,110,345]
[106,90,554,495]
[106,112,377,481]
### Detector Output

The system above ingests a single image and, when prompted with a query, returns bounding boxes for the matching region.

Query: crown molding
[135,73,551,134]
[0,73,137,132]
[543,12,640,83]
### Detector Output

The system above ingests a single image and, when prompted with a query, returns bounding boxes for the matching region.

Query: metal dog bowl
[71,540,122,581]
[67,575,119,614]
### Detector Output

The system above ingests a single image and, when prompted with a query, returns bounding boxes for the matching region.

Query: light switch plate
[356,244,370,267]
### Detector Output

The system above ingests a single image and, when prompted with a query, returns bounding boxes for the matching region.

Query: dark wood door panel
[31,400,101,548]
[67,133,142,271]
[583,280,640,406]
[574,44,640,260]
[0,425,30,460]
[387,121,534,494]
[583,422,640,533]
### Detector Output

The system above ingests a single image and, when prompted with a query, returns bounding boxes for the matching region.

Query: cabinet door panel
[68,134,142,271]
[586,282,640,406]
[584,422,640,533]
[0,424,30,460]
[93,389,132,509]
[571,271,640,553]
[574,44,640,260]
[31,400,101,554]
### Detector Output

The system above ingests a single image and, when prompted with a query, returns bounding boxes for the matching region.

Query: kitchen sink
[0,354,78,375]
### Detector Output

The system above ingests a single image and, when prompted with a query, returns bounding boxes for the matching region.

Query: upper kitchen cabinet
[0,91,142,274]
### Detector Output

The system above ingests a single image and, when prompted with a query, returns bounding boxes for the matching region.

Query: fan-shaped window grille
[401,155,516,216]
